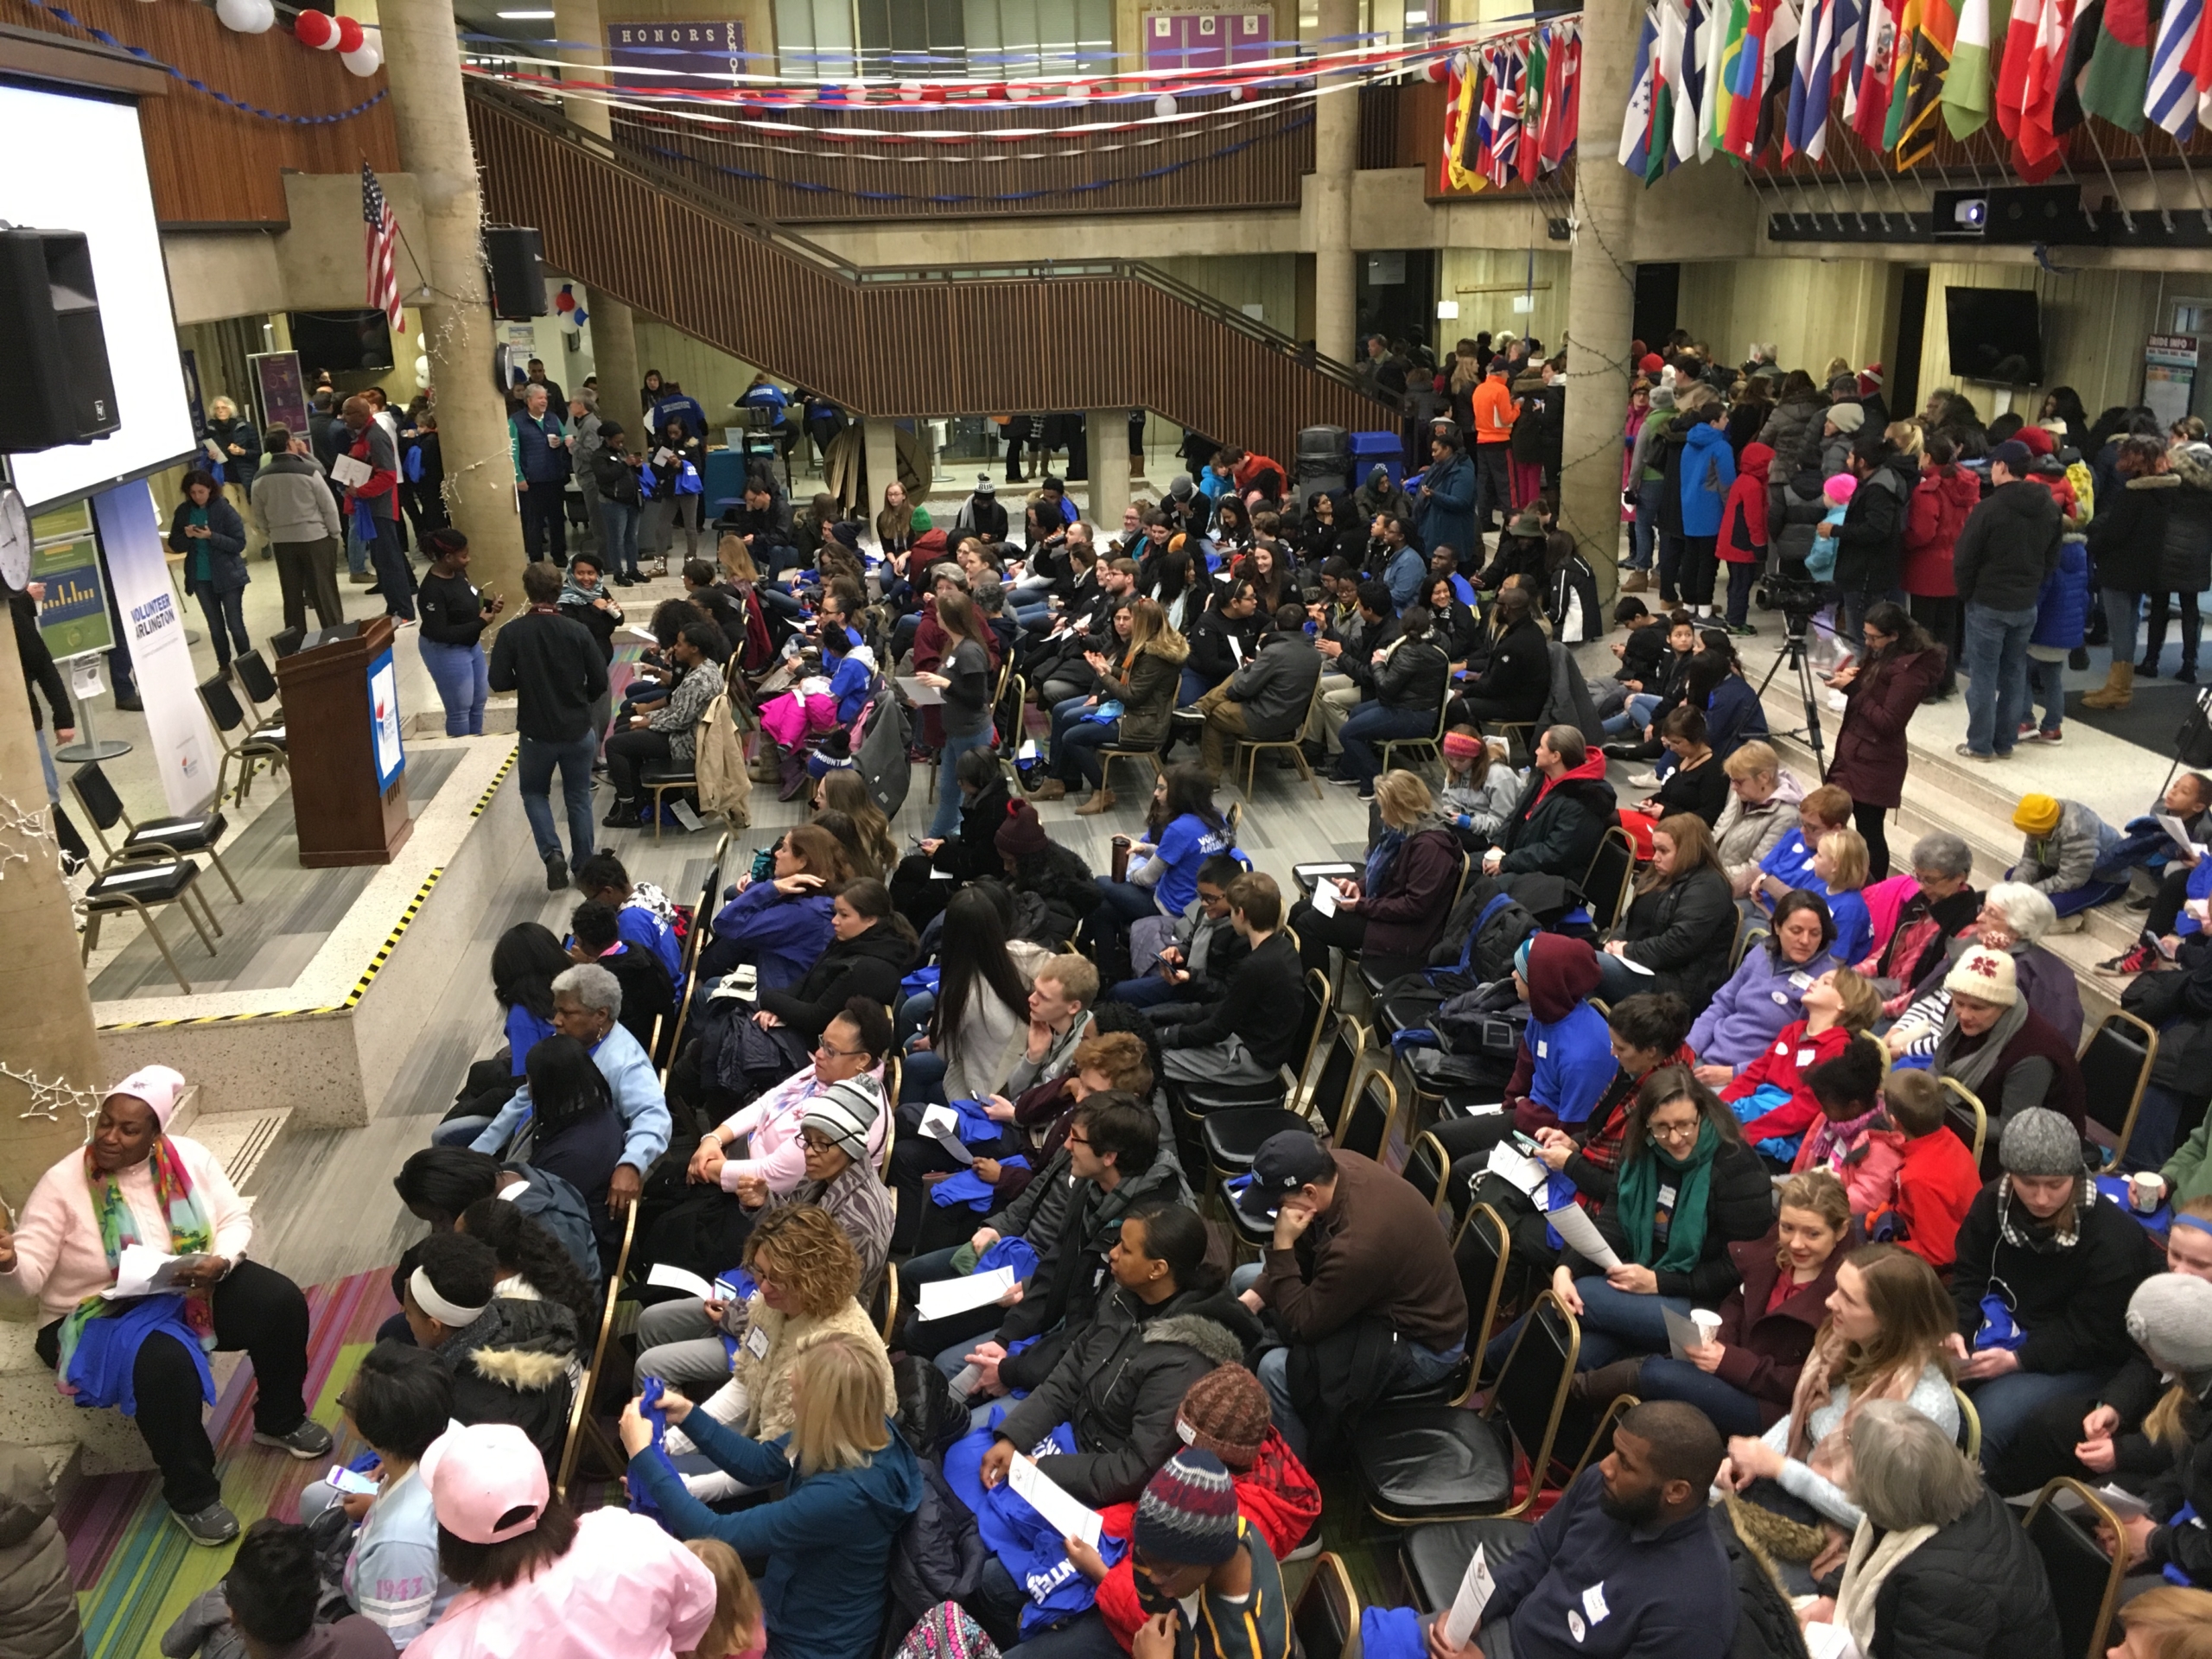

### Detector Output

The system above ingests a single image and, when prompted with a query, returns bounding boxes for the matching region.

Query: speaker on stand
[485,226,547,321]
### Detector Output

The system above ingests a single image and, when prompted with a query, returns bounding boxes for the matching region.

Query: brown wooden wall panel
[469,86,1392,461]
[0,0,397,226]
[603,88,1312,222]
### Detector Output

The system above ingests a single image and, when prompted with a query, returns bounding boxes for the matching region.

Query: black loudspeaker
[485,226,547,320]
[0,228,118,450]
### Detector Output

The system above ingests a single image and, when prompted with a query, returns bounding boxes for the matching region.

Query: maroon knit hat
[996,801,1050,860]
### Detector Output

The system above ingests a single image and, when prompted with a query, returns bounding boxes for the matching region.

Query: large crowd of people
[15,330,2212,1659]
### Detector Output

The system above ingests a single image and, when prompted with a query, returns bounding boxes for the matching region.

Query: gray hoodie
[249,450,341,544]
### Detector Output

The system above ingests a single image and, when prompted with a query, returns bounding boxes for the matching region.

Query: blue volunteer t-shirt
[1154,812,1232,915]
[1759,828,1818,899]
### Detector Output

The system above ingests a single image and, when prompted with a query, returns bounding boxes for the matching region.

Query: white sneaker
[1627,771,1662,790]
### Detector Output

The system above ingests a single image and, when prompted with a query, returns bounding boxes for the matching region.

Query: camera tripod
[1756,612,1829,771]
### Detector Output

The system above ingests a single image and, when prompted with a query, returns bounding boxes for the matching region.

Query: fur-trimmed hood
[2172,442,2212,492]
[1142,1310,1251,1368]
[1134,627,1192,666]
[441,1295,580,1394]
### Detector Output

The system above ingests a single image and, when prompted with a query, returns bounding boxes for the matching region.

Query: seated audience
[1890,882,2083,1052]
[1093,1450,1294,1659]
[976,1204,1258,1506]
[1336,607,1450,800]
[1450,582,1550,730]
[391,1147,596,1283]
[1087,766,1237,974]
[1796,1400,2062,1659]
[1632,706,1730,828]
[1862,832,1979,994]
[811,769,899,884]
[1718,1243,1960,1536]
[1753,785,1854,910]
[1594,813,1738,1005]
[1726,967,1884,1162]
[1688,890,1840,1076]
[2096,1274,2212,1593]
[2010,790,2129,917]
[1799,828,1873,965]
[995,802,1103,945]
[1288,770,1463,982]
[1789,1038,1903,1213]
[569,899,671,1055]
[1868,1068,1984,1274]
[295,1341,458,1649]
[1707,747,1796,902]
[572,852,683,980]
[1948,1107,2162,1466]
[452,924,569,1127]
[461,963,669,1217]
[1439,727,1523,850]
[1040,595,1187,815]
[622,1338,921,1659]
[697,825,851,988]
[749,878,917,1058]
[0,1067,330,1547]
[411,1420,718,1659]
[1481,724,1619,881]
[1930,946,2088,1143]
[1542,1068,1772,1369]
[454,1196,599,1341]
[1592,1171,1851,1437]
[1158,873,1301,1090]
[900,887,1034,1106]
[167,1517,398,1659]
[1433,1402,1738,1659]
[402,1232,577,1468]
[1109,853,1247,1014]
[1230,1129,1469,1461]
[1196,603,1325,785]
[2104,1586,2212,1659]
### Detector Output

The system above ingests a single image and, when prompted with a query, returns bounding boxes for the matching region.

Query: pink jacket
[0,1135,254,1325]
[1793,1117,1907,1218]
[715,1065,888,1193]
[409,1509,716,1659]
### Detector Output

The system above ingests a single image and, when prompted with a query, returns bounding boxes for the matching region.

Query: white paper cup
[2131,1173,2164,1215]
[1690,1309,1722,1344]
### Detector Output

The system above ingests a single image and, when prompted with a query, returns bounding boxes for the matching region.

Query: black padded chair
[1185,966,1333,1119]
[1583,825,1637,934]
[2076,1011,2157,1172]
[1402,1516,1535,1620]
[80,855,221,994]
[1334,1069,1401,1164]
[2023,1480,2128,1659]
[1291,1552,1361,1659]
[232,649,284,732]
[1406,1130,1453,1222]
[198,674,287,806]
[68,760,243,906]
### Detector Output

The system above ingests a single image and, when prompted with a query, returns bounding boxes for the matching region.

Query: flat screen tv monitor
[1945,285,2045,386]
[289,310,396,378]
[0,83,194,512]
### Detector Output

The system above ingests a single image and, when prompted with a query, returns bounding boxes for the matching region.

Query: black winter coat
[1863,1487,2063,1659]
[2158,445,2212,594]
[1010,841,1103,943]
[1832,453,1917,599]
[1948,1183,2160,1376]
[1618,866,1737,1004]
[1376,634,1451,713]
[995,1285,1259,1505]
[1456,615,1550,721]
[1566,1138,1776,1305]
[2144,1382,2212,1586]
[1952,480,2062,613]
[1497,772,1618,879]
[755,923,915,1040]
[2093,474,2177,594]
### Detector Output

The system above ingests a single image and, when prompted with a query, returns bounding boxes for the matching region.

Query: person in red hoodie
[2015,425,2081,523]
[1074,1365,1321,1650]
[1724,965,1882,1161]
[1719,442,1771,637]
[1481,725,1619,881]
[1865,1067,1982,1273]
[1901,431,1982,702]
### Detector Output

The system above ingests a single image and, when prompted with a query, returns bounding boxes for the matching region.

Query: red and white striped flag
[361,162,405,334]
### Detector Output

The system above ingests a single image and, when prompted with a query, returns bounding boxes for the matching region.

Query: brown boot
[2081,661,2134,709]
[1075,786,1116,816]
[1620,569,1650,594]
[1567,1357,1645,1408]
[1031,779,1066,802]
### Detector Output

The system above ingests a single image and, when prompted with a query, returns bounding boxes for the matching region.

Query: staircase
[465,79,1398,465]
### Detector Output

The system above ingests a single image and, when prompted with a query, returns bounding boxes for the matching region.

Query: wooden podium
[274,616,413,868]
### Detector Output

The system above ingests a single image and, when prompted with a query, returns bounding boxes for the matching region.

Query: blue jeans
[1338,702,1436,793]
[1231,1269,1465,1461]
[599,499,641,578]
[1964,1366,2113,1467]
[365,517,416,620]
[2103,588,2143,669]
[1047,694,1093,760]
[1604,690,1662,738]
[1630,478,1662,570]
[517,732,598,865]
[900,1046,947,1104]
[196,585,250,667]
[1054,717,1122,791]
[1631,1357,1769,1437]
[1569,1280,1694,1369]
[1961,601,2038,756]
[2027,658,2066,734]
[931,726,993,839]
[345,527,369,578]
[419,639,488,736]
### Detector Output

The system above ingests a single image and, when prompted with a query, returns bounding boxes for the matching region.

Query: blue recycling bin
[1348,429,1406,489]
[701,448,748,520]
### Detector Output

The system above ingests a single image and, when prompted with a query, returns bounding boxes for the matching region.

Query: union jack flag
[362,163,405,334]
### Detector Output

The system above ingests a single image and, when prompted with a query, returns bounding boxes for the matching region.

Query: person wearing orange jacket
[1468,360,1518,540]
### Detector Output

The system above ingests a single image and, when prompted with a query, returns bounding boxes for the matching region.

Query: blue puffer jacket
[1679,421,1737,537]
[698,882,835,988]
[2031,533,2094,650]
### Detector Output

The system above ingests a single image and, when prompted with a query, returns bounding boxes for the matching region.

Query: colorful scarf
[60,1139,216,1378]
[1797,1102,1889,1178]
[1614,1118,1719,1276]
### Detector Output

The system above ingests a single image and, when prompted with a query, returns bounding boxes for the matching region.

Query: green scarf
[58,1138,215,1377]
[1615,1118,1720,1276]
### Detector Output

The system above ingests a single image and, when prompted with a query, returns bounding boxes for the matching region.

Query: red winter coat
[1900,464,1980,597]
[1705,1237,1843,1427]
[1725,1019,1856,1145]
[1879,1128,1984,1273]
[1721,443,1773,564]
[1824,645,1944,810]
[1093,1429,1320,1647]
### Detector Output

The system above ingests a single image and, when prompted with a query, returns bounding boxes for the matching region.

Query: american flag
[361,162,405,334]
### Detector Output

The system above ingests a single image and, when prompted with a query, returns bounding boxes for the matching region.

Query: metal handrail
[464,75,1395,412]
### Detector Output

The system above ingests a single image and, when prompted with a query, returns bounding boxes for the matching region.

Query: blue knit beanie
[1133,1449,1241,1567]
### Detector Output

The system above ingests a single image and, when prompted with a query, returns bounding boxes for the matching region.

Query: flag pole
[2084,124,2139,233]
[2131,129,2177,232]
[2165,130,2212,230]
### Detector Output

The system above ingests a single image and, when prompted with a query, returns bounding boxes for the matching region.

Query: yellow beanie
[2013,793,2062,836]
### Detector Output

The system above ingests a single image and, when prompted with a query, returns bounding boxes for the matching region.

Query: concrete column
[860,418,899,517]
[550,0,642,426]
[1083,411,1131,530]
[380,0,528,607]
[0,646,106,1221]
[1556,0,1642,603]
[1311,0,1359,365]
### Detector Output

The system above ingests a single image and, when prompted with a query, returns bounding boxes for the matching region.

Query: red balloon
[334,16,365,53]
[1424,58,1449,84]
[294,10,336,48]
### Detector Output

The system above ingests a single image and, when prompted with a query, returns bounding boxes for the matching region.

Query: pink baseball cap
[419,1421,549,1544]
[105,1066,187,1129]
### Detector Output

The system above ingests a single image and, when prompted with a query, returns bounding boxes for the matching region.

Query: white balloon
[414,356,430,383]
[340,41,382,76]
[1227,84,1244,102]
[1065,81,1090,103]
[1005,82,1032,100]
[215,0,275,33]
[1154,92,1175,118]
[899,79,923,101]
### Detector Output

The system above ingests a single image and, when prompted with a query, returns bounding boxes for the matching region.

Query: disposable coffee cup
[2131,1173,2164,1214]
[1690,1309,1722,1345]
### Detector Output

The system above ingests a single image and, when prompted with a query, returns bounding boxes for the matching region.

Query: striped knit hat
[803,1075,881,1165]
[1134,1449,1241,1566]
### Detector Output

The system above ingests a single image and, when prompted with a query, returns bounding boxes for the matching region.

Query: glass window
[777,0,1113,81]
